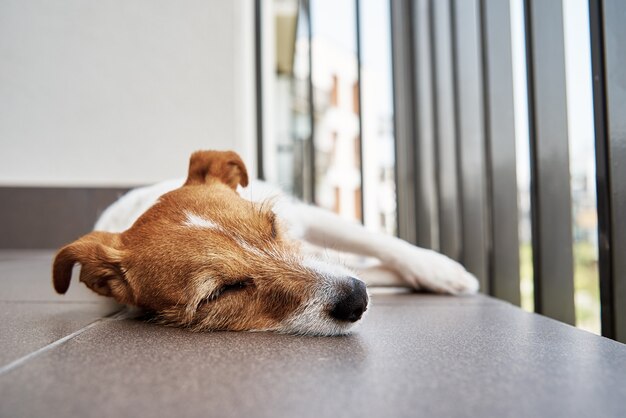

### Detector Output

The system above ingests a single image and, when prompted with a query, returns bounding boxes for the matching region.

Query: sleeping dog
[52,150,478,335]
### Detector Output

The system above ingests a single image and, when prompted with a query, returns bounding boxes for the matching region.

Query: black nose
[329,277,368,322]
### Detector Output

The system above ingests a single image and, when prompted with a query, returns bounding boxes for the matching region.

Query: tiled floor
[1,251,625,417]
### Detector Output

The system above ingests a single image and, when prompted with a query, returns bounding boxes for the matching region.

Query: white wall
[0,0,255,186]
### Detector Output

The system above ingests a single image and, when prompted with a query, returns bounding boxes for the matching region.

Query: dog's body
[53,151,478,336]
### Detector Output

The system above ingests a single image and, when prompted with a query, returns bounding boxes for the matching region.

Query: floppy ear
[52,231,134,305]
[184,150,249,190]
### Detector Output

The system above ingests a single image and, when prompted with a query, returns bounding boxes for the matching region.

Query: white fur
[281,200,479,295]
[233,236,266,258]
[279,264,365,336]
[184,212,222,230]
[95,178,184,232]
[301,256,356,279]
[94,179,479,295]
[285,257,368,335]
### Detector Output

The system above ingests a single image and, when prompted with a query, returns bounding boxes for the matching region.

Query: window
[256,0,624,340]
[260,0,396,232]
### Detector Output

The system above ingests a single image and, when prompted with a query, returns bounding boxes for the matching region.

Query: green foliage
[518,242,600,334]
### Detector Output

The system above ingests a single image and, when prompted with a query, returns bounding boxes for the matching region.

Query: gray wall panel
[0,187,129,249]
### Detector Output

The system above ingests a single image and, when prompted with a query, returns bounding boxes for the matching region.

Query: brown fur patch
[52,150,323,332]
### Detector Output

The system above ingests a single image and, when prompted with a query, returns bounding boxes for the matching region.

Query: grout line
[0,310,122,376]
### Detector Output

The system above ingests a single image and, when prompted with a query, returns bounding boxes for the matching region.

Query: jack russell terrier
[52,150,478,336]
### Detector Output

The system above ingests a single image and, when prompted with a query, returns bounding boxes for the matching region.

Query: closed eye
[222,279,253,293]
[197,278,254,309]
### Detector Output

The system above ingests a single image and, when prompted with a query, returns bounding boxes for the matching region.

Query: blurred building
[268,9,396,235]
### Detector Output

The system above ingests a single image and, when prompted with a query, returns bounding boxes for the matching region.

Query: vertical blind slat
[432,0,463,261]
[390,0,418,243]
[412,0,439,250]
[482,0,521,304]
[524,0,575,324]
[590,0,626,342]
[452,0,489,289]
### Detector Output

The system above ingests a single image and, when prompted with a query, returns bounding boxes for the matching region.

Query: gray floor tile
[0,250,121,371]
[1,295,625,418]
[369,290,507,306]
[0,301,120,367]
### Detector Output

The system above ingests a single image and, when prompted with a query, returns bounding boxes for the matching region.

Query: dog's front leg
[280,202,479,294]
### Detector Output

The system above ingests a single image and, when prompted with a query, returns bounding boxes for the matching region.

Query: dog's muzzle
[329,277,368,322]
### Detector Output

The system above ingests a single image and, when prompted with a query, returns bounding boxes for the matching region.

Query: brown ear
[52,231,134,305]
[184,150,249,189]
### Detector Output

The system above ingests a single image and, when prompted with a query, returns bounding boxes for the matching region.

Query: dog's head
[52,150,368,335]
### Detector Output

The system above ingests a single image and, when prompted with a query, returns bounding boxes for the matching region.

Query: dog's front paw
[383,243,479,295]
